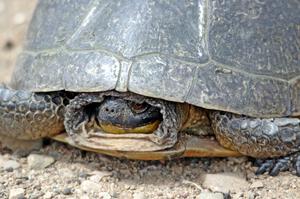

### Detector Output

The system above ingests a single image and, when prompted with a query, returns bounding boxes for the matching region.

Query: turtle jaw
[98,120,161,134]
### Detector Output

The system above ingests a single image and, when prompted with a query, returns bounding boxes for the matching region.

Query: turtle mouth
[98,120,161,134]
[64,91,186,152]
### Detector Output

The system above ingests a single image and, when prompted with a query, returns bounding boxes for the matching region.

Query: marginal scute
[11,53,64,91]
[11,51,120,92]
[62,52,120,92]
[186,63,291,117]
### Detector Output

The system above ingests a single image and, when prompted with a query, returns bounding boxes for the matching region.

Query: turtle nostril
[104,107,116,113]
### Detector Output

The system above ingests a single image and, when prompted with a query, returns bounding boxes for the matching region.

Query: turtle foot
[254,152,300,176]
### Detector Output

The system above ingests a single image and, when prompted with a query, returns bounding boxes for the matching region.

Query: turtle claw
[255,153,300,176]
[271,159,291,176]
[255,159,275,175]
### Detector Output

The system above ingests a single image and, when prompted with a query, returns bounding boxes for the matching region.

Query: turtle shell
[11,0,300,117]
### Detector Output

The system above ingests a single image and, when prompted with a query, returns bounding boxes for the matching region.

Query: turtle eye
[129,102,149,114]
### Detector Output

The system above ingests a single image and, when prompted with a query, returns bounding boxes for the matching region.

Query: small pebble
[1,160,20,171]
[81,180,102,194]
[89,171,112,183]
[62,188,72,195]
[110,191,119,198]
[80,195,90,199]
[9,188,25,199]
[99,192,111,199]
[43,192,52,199]
[202,172,249,193]
[78,171,88,179]
[27,154,55,170]
[199,191,224,199]
[5,167,14,172]
[28,194,40,199]
[250,181,264,189]
[133,191,147,199]
[247,191,257,199]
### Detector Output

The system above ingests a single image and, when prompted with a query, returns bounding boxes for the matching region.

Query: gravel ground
[1,1,300,198]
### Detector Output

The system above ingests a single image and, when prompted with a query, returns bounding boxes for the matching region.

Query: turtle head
[64,92,185,152]
[96,97,162,134]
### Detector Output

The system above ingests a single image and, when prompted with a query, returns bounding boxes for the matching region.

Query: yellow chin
[99,120,161,134]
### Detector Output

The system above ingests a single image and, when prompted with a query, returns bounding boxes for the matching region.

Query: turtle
[1,0,300,176]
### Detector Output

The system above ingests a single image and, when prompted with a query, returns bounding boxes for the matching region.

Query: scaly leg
[0,86,69,150]
[210,111,300,176]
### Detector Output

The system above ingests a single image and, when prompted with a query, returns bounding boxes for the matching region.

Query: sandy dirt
[0,1,300,199]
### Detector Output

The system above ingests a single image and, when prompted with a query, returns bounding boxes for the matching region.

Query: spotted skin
[0,86,69,140]
[211,112,300,176]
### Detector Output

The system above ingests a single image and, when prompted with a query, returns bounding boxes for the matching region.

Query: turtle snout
[101,100,124,115]
[103,106,117,113]
[96,97,136,128]
[97,98,127,120]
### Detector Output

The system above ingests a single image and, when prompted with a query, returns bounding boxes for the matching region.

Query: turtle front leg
[210,112,300,176]
[0,86,69,151]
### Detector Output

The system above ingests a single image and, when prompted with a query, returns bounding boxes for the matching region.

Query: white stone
[80,180,102,194]
[89,171,112,183]
[0,160,20,170]
[9,188,25,199]
[201,172,249,193]
[99,192,111,199]
[199,192,224,199]
[58,168,75,179]
[43,191,53,199]
[250,181,264,189]
[80,194,90,199]
[133,191,147,199]
[27,154,55,170]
